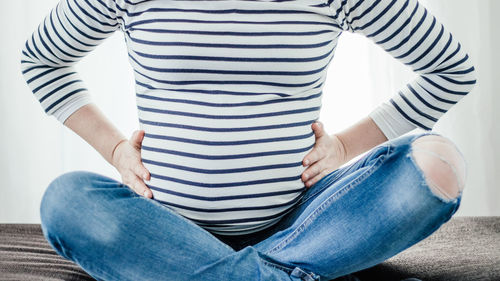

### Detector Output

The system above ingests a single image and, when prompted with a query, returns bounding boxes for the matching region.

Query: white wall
[0,0,137,222]
[1,0,498,223]
[321,0,500,217]
[424,0,500,216]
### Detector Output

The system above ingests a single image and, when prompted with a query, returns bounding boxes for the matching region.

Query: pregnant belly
[139,124,316,235]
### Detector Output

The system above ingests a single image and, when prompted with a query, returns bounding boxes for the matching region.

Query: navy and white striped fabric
[21,0,476,235]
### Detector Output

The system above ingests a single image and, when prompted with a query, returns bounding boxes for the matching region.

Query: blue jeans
[40,131,462,281]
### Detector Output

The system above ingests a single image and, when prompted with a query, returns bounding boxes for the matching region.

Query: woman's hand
[111,130,152,198]
[302,121,348,188]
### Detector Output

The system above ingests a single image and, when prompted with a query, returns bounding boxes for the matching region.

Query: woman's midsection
[140,125,315,205]
[135,89,320,233]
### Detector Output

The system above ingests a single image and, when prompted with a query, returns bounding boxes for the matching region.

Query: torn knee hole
[411,136,466,200]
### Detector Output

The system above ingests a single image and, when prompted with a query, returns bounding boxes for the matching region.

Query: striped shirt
[21,0,476,235]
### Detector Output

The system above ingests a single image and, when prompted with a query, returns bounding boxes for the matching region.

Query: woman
[21,0,476,280]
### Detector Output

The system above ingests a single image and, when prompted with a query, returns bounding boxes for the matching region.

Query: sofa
[1,216,498,281]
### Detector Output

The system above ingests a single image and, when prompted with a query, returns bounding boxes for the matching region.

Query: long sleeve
[20,0,122,124]
[327,0,477,140]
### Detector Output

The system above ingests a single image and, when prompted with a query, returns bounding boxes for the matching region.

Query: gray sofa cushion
[0,224,93,281]
[0,217,499,281]
[353,216,500,281]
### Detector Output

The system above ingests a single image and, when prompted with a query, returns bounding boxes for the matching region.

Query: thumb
[131,130,145,149]
[312,121,325,138]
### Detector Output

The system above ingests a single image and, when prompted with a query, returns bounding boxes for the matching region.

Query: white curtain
[1,0,498,223]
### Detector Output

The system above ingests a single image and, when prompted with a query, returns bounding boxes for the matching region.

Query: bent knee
[410,134,467,200]
[42,171,89,203]
[40,171,94,227]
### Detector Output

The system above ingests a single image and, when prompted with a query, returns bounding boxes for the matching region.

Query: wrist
[332,133,349,164]
[111,138,127,165]
[331,116,389,164]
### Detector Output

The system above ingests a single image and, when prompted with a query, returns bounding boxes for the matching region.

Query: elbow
[459,53,478,95]
[20,40,37,78]
[439,52,478,97]
[467,65,478,93]
[20,46,30,75]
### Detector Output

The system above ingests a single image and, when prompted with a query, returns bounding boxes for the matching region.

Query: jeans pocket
[296,145,391,207]
[265,144,393,256]
[297,168,346,206]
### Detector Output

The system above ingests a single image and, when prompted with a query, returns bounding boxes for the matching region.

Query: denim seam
[265,145,393,255]
[213,170,354,248]
[259,250,324,280]
[262,259,294,274]
[296,168,346,208]
[297,144,390,208]
[261,257,320,280]
[261,258,322,281]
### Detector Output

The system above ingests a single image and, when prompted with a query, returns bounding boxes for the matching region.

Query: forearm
[333,115,388,163]
[63,103,127,166]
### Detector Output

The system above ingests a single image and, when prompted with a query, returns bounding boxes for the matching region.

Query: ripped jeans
[39,131,462,281]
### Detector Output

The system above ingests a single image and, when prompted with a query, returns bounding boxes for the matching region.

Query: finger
[302,145,325,167]
[302,158,327,183]
[131,129,139,140]
[131,175,152,198]
[312,121,326,139]
[134,164,150,181]
[303,122,326,167]
[305,167,333,188]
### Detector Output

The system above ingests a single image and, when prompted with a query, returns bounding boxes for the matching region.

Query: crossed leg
[250,132,466,280]
[39,133,467,281]
[410,134,467,201]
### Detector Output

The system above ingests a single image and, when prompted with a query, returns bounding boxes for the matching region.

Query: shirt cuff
[51,94,93,125]
[368,102,418,140]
